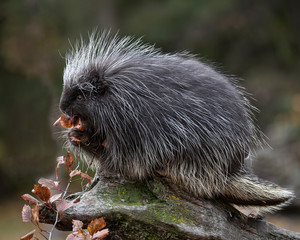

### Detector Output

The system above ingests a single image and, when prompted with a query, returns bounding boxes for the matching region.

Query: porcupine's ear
[217,173,294,215]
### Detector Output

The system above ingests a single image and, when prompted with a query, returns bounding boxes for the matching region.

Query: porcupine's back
[62,32,294,213]
[102,53,257,183]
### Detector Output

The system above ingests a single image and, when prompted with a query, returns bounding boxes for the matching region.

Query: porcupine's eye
[76,94,83,101]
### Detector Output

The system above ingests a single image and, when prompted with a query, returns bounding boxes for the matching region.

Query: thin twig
[39,230,49,240]
[49,164,74,239]
[31,221,48,240]
[48,210,59,240]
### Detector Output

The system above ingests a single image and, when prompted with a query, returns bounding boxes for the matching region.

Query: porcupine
[59,31,294,214]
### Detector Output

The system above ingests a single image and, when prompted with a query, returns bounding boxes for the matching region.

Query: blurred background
[0,0,299,239]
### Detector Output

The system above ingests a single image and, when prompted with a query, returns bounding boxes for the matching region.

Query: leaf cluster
[20,151,107,240]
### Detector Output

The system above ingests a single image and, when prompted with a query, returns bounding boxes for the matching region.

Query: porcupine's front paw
[68,128,103,156]
[68,128,90,146]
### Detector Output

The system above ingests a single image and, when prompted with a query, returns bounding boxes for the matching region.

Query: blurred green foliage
[0,0,299,198]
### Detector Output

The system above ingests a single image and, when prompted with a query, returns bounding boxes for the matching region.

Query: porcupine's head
[59,31,261,182]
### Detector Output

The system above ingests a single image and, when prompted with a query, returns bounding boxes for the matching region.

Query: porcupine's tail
[218,173,294,215]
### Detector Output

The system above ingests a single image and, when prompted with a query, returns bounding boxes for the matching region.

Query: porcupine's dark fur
[59,31,294,214]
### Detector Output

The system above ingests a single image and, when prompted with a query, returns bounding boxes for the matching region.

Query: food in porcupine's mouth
[53,115,84,143]
[53,115,107,147]
[53,115,84,130]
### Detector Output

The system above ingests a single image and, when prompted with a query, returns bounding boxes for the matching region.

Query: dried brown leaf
[56,199,74,216]
[56,156,65,179]
[32,184,51,202]
[69,136,81,143]
[64,152,75,173]
[73,117,84,131]
[66,230,86,240]
[49,193,62,203]
[73,197,81,204]
[92,228,109,240]
[56,152,75,178]
[53,115,84,131]
[56,167,60,180]
[53,116,62,126]
[21,194,39,205]
[22,205,32,222]
[72,219,83,232]
[38,178,61,190]
[20,229,36,240]
[87,217,106,236]
[57,115,73,128]
[31,203,39,226]
[80,172,93,183]
[57,156,64,165]
[70,169,81,178]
